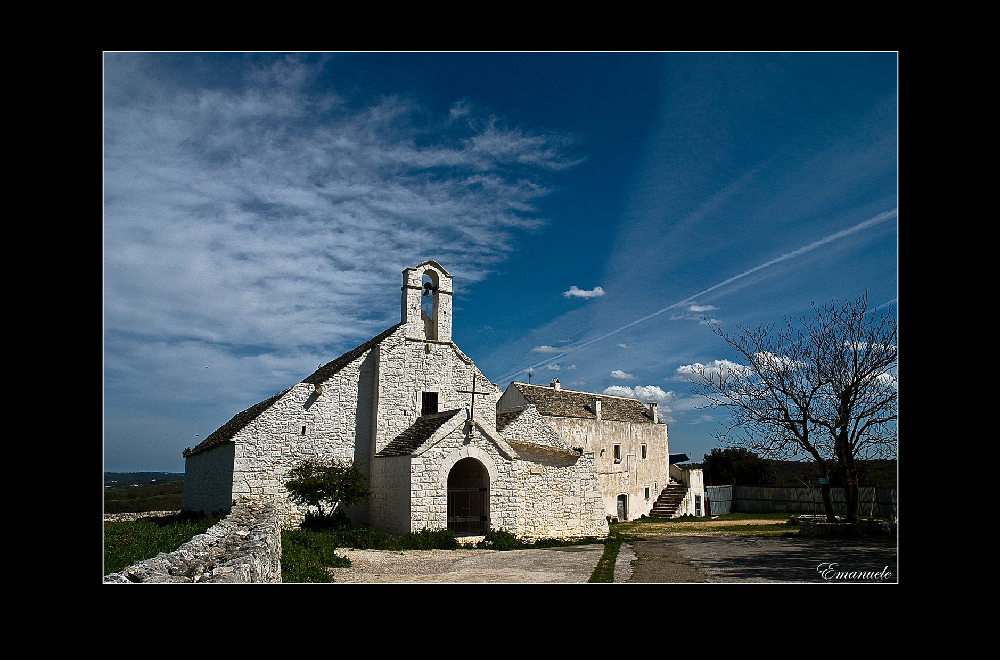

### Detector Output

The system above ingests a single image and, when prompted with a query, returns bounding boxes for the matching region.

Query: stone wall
[104,503,282,583]
[543,415,669,521]
[182,442,235,515]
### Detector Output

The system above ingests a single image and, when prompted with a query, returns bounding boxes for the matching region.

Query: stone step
[648,484,690,518]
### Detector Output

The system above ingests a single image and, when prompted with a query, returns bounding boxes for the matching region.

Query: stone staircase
[649,481,689,519]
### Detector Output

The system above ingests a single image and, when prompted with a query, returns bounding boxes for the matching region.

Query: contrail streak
[498,209,897,383]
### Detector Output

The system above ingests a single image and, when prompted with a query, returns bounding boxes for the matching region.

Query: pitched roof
[302,323,402,385]
[495,407,523,432]
[189,324,402,456]
[189,387,291,455]
[376,409,465,457]
[508,382,660,424]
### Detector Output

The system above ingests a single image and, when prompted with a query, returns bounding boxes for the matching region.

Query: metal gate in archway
[447,457,489,535]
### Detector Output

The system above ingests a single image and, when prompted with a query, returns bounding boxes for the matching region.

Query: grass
[104,480,184,514]
[588,527,633,583]
[103,512,224,575]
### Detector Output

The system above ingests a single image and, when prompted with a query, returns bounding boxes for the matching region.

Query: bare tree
[807,296,898,521]
[693,294,897,523]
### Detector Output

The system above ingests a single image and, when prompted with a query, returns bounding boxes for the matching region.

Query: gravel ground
[327,544,606,583]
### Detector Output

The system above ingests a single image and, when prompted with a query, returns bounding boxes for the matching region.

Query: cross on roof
[457,374,489,420]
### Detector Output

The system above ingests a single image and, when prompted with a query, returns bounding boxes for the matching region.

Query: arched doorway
[447,457,489,535]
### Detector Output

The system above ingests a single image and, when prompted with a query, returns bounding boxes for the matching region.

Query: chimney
[593,396,602,420]
[550,378,561,390]
[648,402,658,423]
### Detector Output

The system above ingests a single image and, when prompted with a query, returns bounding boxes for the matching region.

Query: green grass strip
[104,513,223,575]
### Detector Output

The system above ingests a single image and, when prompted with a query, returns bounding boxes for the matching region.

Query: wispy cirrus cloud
[532,345,568,353]
[104,53,584,414]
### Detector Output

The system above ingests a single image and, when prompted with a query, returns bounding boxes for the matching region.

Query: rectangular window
[644,486,650,500]
[613,444,621,464]
[421,391,439,416]
[301,425,307,436]
[641,444,647,459]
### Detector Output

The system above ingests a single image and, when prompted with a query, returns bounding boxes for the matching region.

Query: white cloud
[532,345,564,353]
[670,303,720,325]
[672,360,750,382]
[564,286,605,299]
[604,384,675,403]
[546,364,561,370]
[610,369,635,380]
[603,385,678,423]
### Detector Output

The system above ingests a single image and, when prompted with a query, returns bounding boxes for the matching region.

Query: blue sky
[104,52,897,473]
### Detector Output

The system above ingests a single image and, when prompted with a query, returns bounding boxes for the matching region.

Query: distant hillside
[104,472,184,488]
[104,473,185,514]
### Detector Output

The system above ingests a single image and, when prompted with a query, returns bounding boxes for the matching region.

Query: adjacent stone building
[182,261,609,539]
[497,379,671,521]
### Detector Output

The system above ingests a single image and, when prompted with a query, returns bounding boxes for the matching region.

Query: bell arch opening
[447,457,489,536]
[421,271,439,340]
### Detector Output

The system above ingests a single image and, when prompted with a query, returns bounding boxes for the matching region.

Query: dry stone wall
[104,503,282,583]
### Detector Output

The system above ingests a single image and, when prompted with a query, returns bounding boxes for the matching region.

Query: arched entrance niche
[447,457,489,535]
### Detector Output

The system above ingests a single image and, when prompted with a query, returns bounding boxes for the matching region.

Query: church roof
[377,409,465,456]
[302,323,403,385]
[190,323,404,456]
[189,387,291,455]
[495,407,523,432]
[509,382,660,424]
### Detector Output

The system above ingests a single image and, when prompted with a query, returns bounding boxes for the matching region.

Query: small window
[644,486,650,500]
[641,444,647,459]
[613,444,621,464]
[300,425,307,436]
[421,391,439,416]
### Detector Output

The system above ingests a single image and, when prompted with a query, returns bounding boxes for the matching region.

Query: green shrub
[285,459,370,517]
[476,529,525,551]
[281,529,352,583]
[398,528,459,550]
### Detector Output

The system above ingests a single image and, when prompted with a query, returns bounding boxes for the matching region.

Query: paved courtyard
[322,534,897,583]
[620,535,898,583]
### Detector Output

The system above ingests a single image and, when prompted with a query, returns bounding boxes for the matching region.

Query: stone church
[182,261,693,538]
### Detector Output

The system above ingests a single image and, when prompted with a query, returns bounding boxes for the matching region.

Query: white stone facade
[182,261,609,539]
[497,381,672,521]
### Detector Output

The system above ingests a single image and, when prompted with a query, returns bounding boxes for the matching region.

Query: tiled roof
[376,409,465,457]
[189,324,403,456]
[510,382,659,424]
[302,323,403,385]
[189,388,291,455]
[495,407,523,432]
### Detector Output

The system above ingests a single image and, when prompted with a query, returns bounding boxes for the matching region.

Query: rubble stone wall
[104,503,282,583]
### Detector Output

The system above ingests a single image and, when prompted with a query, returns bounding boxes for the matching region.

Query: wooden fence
[706,485,896,518]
